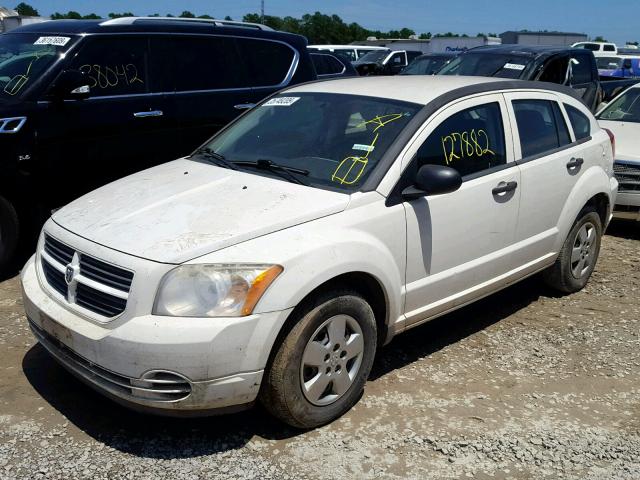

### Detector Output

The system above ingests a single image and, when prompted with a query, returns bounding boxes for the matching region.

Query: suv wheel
[0,196,19,275]
[261,290,377,428]
[543,207,602,293]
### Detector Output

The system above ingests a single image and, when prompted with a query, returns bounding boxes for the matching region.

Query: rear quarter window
[237,38,296,87]
[565,104,591,140]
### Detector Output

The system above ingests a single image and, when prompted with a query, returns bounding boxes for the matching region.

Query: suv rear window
[565,104,591,140]
[237,38,295,87]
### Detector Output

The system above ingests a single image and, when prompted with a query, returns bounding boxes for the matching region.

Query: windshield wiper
[232,159,310,186]
[192,147,239,170]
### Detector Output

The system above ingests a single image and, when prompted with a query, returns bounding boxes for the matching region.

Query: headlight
[153,264,283,317]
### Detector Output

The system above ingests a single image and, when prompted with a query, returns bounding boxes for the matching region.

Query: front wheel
[543,207,602,293]
[260,290,377,428]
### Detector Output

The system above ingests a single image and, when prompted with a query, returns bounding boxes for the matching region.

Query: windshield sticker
[263,97,300,107]
[503,63,526,71]
[34,36,71,47]
[441,129,494,165]
[332,113,405,185]
[352,143,375,152]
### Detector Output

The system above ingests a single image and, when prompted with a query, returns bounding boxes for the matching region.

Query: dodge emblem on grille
[65,265,75,285]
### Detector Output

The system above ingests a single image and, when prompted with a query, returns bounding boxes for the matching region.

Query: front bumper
[21,255,293,414]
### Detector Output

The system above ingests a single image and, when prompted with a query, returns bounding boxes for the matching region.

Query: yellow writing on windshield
[441,129,494,165]
[3,50,47,96]
[332,113,405,185]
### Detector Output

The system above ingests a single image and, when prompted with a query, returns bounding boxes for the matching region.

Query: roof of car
[467,44,588,58]
[287,76,583,105]
[11,18,304,42]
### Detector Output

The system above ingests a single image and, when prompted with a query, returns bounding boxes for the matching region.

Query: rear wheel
[260,290,377,428]
[0,196,19,275]
[543,207,602,293]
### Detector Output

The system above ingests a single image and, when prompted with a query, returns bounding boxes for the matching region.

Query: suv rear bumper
[21,255,292,414]
[613,192,640,220]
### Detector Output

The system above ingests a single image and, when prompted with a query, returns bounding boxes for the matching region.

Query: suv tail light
[604,128,615,159]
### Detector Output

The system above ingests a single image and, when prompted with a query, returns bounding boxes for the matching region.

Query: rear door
[151,35,253,155]
[504,91,589,267]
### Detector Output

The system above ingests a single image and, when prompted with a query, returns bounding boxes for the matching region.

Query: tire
[0,196,19,275]
[260,289,377,429]
[543,206,602,293]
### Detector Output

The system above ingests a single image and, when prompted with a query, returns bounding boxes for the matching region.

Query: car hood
[53,158,350,264]
[598,120,640,162]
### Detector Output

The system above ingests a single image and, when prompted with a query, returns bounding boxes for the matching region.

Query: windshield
[356,50,389,64]
[402,56,452,75]
[0,33,76,100]
[597,88,640,123]
[201,92,421,192]
[438,53,531,79]
[596,56,622,69]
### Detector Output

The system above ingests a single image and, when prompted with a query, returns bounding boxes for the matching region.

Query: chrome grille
[29,319,191,402]
[613,162,640,193]
[41,234,134,318]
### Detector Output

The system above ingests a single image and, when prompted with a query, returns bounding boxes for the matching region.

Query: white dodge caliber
[22,77,617,428]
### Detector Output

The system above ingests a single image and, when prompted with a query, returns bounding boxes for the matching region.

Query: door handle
[234,103,256,110]
[133,110,163,118]
[566,157,584,170]
[492,181,518,195]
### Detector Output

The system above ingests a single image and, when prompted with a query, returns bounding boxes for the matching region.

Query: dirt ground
[0,219,639,480]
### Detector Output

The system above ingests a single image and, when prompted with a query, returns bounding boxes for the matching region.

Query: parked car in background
[0,17,316,273]
[437,45,603,112]
[308,44,388,63]
[22,76,616,428]
[400,53,457,75]
[597,55,640,78]
[572,41,617,57]
[353,48,422,75]
[597,84,640,220]
[310,52,358,79]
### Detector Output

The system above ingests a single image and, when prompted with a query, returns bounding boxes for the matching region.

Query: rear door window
[565,104,592,140]
[68,37,149,96]
[513,99,565,158]
[150,36,250,92]
[236,38,295,87]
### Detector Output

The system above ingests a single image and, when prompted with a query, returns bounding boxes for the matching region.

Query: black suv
[0,17,316,272]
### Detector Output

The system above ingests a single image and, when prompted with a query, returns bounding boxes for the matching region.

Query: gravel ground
[0,219,639,480]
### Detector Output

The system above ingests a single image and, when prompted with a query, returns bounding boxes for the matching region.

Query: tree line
[14,3,618,45]
[13,3,501,43]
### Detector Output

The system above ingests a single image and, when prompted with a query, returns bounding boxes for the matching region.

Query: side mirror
[623,60,633,70]
[402,164,462,200]
[49,70,91,100]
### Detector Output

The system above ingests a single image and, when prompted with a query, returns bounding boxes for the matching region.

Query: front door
[35,35,178,207]
[401,94,521,325]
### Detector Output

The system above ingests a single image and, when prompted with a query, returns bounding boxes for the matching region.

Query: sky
[13,0,640,45]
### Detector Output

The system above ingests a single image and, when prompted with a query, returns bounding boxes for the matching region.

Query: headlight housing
[153,264,283,317]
